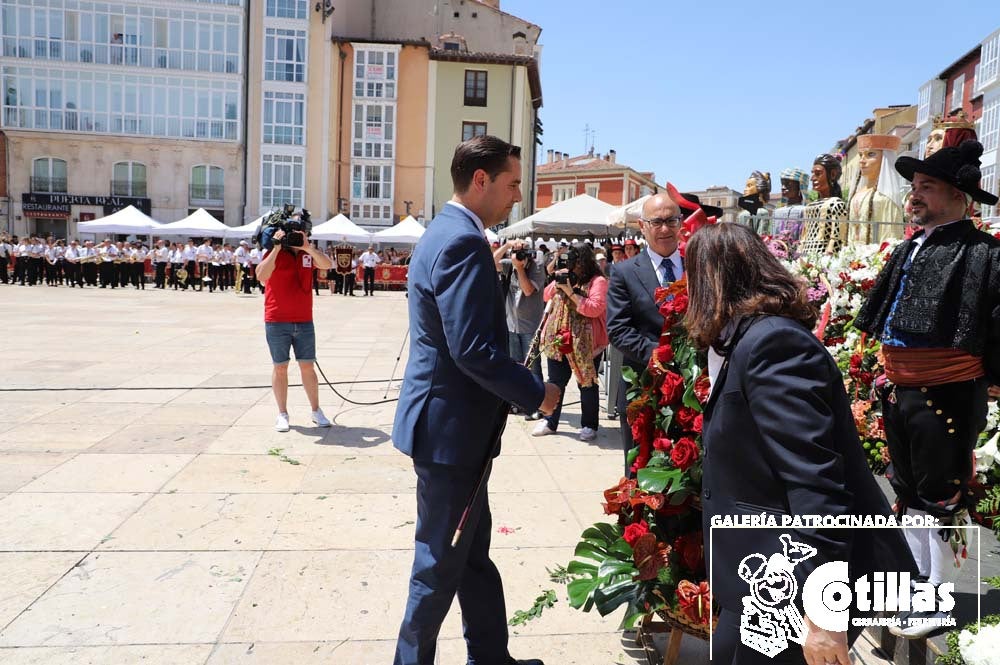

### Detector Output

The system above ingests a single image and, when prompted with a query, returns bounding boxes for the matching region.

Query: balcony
[30,177,67,193]
[189,183,225,205]
[110,180,147,197]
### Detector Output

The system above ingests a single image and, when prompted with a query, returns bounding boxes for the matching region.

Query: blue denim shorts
[265,321,316,364]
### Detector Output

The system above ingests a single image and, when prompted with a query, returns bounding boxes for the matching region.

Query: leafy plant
[508,589,557,627]
[267,447,301,465]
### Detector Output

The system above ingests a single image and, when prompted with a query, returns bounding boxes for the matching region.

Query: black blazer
[701,316,915,614]
[607,253,667,371]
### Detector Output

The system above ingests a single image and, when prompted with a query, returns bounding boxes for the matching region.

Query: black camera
[513,249,531,262]
[257,204,312,251]
[553,249,579,285]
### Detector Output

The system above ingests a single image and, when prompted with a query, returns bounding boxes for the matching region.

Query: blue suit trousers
[394,460,509,665]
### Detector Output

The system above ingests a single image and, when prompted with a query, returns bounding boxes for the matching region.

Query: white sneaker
[579,427,597,442]
[532,420,555,437]
[311,408,331,427]
[275,413,290,432]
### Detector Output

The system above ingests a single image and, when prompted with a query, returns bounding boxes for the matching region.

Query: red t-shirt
[263,249,314,323]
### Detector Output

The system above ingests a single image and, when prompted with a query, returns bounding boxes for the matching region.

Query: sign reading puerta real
[21,193,153,219]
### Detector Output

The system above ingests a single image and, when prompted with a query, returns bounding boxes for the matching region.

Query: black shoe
[510,659,544,665]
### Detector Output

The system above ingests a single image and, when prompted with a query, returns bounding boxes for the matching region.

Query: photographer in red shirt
[256,224,334,432]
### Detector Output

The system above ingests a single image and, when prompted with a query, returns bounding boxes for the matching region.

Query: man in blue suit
[392,135,561,665]
[606,193,685,474]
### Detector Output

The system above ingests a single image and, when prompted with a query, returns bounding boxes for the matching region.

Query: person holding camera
[494,239,546,419]
[256,223,334,432]
[534,241,609,441]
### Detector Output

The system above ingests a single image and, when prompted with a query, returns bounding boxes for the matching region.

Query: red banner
[357,264,408,284]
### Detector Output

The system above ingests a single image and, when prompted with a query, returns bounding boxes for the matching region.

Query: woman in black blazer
[684,224,914,665]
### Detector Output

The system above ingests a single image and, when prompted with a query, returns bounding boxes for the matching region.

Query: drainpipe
[335,42,346,214]
[238,0,250,224]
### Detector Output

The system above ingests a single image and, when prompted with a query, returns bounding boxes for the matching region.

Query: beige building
[1,0,248,237]
[245,0,542,231]
[683,186,741,224]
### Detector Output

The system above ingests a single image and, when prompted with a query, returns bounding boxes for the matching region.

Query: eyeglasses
[640,216,683,229]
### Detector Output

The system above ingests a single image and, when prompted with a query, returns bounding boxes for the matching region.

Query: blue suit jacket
[392,204,546,468]
[607,253,674,371]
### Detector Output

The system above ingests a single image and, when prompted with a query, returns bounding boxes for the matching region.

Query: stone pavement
[0,285,709,665]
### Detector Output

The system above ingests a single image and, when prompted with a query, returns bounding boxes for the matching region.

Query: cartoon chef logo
[737,534,816,658]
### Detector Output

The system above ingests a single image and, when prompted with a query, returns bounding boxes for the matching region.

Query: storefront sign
[21,192,152,216]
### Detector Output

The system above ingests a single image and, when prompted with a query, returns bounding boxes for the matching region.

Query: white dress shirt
[644,246,683,286]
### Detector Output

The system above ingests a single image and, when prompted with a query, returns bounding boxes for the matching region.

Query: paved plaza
[0,286,705,665]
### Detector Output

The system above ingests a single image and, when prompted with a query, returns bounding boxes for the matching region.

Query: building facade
[683,186,741,224]
[245,0,542,231]
[1,0,248,237]
[535,148,660,210]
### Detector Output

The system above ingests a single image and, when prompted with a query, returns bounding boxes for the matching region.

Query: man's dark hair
[451,135,521,193]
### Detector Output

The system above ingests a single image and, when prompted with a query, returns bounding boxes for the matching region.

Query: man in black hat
[855,139,1000,639]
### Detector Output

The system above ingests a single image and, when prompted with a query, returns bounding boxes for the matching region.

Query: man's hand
[989,385,1000,399]
[803,616,849,665]
[539,382,561,416]
[272,229,286,242]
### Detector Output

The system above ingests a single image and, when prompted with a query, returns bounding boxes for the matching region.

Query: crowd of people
[0,232,413,296]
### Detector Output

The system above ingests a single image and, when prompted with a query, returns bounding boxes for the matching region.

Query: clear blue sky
[503,0,1000,193]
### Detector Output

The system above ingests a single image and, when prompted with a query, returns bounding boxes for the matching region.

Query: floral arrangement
[779,241,895,474]
[558,278,716,633]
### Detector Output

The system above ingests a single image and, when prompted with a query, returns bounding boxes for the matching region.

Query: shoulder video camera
[553,248,579,285]
[257,204,313,251]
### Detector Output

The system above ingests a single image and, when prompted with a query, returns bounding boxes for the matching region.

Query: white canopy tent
[500,195,616,239]
[154,208,231,237]
[76,205,162,236]
[485,227,500,244]
[310,214,373,244]
[372,215,426,244]
[606,194,651,231]
[224,215,265,240]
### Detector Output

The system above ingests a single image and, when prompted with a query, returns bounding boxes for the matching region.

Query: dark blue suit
[392,202,545,665]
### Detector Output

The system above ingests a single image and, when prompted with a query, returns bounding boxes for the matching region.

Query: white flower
[974,432,1000,474]
[958,623,1000,665]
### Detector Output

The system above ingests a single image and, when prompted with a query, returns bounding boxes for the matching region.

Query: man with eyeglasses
[607,192,684,474]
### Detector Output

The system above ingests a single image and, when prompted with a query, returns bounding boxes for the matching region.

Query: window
[264,28,305,82]
[981,31,1000,93]
[262,153,303,209]
[464,70,487,106]
[266,0,307,19]
[981,164,996,219]
[950,74,966,112]
[32,157,67,192]
[353,48,396,100]
[981,96,1000,153]
[112,161,146,196]
[2,66,240,140]
[552,185,574,203]
[461,121,487,141]
[191,164,224,202]
[585,183,599,198]
[263,90,304,145]
[352,164,393,200]
[352,103,394,159]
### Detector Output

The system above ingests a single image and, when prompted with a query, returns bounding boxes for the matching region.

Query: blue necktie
[660,257,676,286]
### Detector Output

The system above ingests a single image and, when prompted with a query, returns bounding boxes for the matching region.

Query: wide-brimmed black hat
[895,139,998,205]
[680,193,725,219]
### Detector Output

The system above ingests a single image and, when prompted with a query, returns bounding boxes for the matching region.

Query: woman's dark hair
[570,240,603,284]
[684,223,817,349]
[450,135,521,193]
[813,153,843,199]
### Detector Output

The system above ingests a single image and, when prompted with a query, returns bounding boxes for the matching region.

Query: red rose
[653,436,673,452]
[659,371,685,405]
[623,520,649,547]
[648,344,674,370]
[670,437,700,471]
[674,533,704,573]
[849,353,862,371]
[676,406,699,431]
[669,294,689,315]
[693,373,711,405]
[557,329,573,355]
[692,414,703,434]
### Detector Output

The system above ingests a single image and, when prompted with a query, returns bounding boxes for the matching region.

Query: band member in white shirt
[131,243,147,290]
[181,241,198,291]
[168,243,183,290]
[114,241,129,288]
[235,240,253,294]
[221,243,235,291]
[63,239,83,287]
[153,240,170,289]
[81,241,98,286]
[0,234,10,284]
[249,244,263,293]
[98,238,118,288]
[195,239,213,292]
[28,237,44,286]
[43,239,60,286]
